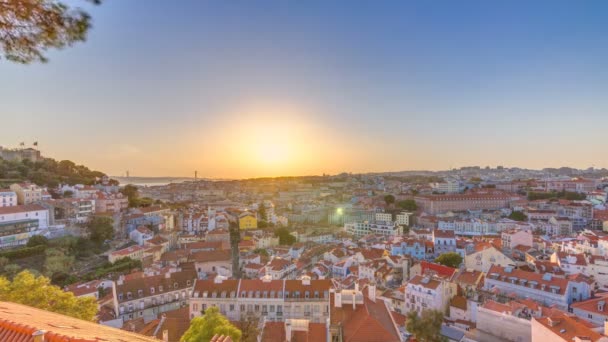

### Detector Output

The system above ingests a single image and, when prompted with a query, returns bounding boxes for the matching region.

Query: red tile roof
[0,301,157,341]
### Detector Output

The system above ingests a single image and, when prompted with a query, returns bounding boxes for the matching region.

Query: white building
[0,190,17,207]
[405,275,456,315]
[10,183,43,205]
[344,220,403,238]
[396,211,413,226]
[484,265,593,310]
[0,204,50,248]
[189,275,332,323]
[431,179,462,194]
[129,226,154,246]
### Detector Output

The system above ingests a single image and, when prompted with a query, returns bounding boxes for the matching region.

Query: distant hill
[0,157,110,188]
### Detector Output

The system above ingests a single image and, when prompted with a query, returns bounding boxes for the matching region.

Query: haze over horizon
[2,1,608,178]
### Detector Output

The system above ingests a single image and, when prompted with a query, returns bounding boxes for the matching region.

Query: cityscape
[2,1,608,342]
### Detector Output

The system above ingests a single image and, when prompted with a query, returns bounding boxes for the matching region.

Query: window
[229,304,235,311]
[588,314,593,319]
[150,287,155,294]
[193,303,198,312]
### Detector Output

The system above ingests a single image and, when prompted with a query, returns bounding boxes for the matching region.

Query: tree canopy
[86,216,114,244]
[384,194,395,205]
[397,199,418,211]
[434,252,462,268]
[0,270,98,321]
[181,306,242,342]
[0,157,110,187]
[274,227,296,246]
[0,0,100,64]
[508,210,528,222]
[406,309,446,342]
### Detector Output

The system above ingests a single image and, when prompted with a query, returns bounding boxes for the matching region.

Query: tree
[86,216,114,244]
[274,227,296,246]
[235,314,260,342]
[63,190,74,198]
[406,309,446,342]
[398,199,418,211]
[257,202,267,221]
[384,194,395,205]
[508,211,527,222]
[26,235,49,248]
[0,0,100,64]
[181,306,242,342]
[434,252,462,268]
[0,270,97,320]
[43,248,74,277]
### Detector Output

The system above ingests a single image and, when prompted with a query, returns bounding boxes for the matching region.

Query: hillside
[0,157,113,188]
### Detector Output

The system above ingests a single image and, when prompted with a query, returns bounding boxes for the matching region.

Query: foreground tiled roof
[534,312,605,342]
[330,288,400,342]
[0,301,157,342]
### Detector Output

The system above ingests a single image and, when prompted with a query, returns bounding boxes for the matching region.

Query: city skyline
[2,1,608,178]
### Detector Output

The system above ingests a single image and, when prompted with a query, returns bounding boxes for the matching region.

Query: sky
[1,1,608,178]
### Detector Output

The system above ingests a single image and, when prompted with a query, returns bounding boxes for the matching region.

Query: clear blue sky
[2,1,607,177]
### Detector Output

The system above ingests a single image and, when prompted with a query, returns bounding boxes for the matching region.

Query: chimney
[369,283,376,303]
[302,275,311,286]
[285,320,292,342]
[163,330,169,342]
[335,292,342,308]
[32,330,46,342]
[604,318,608,337]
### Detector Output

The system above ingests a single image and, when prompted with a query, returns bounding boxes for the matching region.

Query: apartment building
[94,192,128,213]
[433,229,456,257]
[501,228,533,251]
[0,190,17,207]
[10,183,43,205]
[344,220,403,238]
[545,178,597,194]
[405,274,456,315]
[189,275,332,323]
[396,211,413,226]
[415,190,520,214]
[0,204,50,248]
[464,242,516,273]
[484,265,593,310]
[112,267,197,322]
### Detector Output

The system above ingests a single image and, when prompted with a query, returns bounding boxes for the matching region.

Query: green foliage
[86,216,114,244]
[181,306,242,342]
[120,184,154,207]
[0,157,108,187]
[257,202,267,221]
[72,257,142,282]
[398,199,418,211]
[0,0,100,64]
[384,194,395,205]
[253,248,269,257]
[508,211,528,222]
[43,248,75,277]
[434,252,463,268]
[2,264,21,278]
[0,271,98,321]
[528,190,586,201]
[26,235,49,248]
[274,227,296,246]
[0,245,47,260]
[258,220,268,229]
[406,309,446,342]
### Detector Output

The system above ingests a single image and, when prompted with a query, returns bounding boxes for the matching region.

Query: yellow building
[239,212,258,230]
